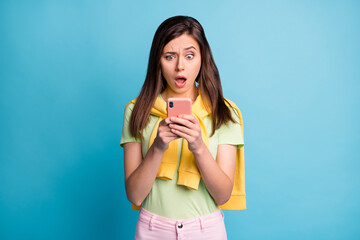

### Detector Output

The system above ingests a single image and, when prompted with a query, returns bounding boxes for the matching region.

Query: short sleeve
[120,103,141,147]
[218,108,244,149]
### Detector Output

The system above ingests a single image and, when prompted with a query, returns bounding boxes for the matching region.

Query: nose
[176,57,184,72]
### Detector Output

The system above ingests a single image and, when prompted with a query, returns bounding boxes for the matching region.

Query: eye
[165,55,175,60]
[186,54,194,59]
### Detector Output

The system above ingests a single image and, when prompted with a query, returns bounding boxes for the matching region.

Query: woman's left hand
[168,115,204,153]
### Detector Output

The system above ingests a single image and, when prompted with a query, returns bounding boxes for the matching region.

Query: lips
[175,75,187,81]
[175,75,187,88]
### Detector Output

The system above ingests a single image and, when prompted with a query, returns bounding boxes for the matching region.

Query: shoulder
[122,101,137,122]
[124,102,135,112]
[124,98,137,110]
[123,98,138,114]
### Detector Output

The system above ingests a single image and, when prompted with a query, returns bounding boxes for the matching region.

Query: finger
[170,128,192,141]
[159,118,167,126]
[169,116,194,128]
[160,118,171,126]
[163,133,179,138]
[161,135,181,144]
[160,125,178,134]
[160,130,180,137]
[178,114,198,123]
[169,123,195,136]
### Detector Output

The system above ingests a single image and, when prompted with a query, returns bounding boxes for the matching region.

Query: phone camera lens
[169,102,173,108]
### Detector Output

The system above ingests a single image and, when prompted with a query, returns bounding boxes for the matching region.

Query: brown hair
[129,15,236,139]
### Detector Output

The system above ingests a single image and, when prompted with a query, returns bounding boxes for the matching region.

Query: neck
[161,86,199,103]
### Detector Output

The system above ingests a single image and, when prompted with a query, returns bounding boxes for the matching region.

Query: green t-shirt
[120,95,244,219]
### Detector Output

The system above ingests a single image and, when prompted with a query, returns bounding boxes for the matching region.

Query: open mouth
[175,76,187,88]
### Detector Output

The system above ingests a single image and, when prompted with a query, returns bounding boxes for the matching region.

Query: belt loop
[220,208,225,219]
[199,216,204,232]
[149,215,156,231]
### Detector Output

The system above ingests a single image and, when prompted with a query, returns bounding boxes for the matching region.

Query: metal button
[177,223,183,229]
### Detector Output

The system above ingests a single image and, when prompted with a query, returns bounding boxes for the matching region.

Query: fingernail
[170,117,175,120]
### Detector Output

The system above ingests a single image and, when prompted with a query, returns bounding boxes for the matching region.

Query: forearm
[193,143,233,205]
[125,144,164,206]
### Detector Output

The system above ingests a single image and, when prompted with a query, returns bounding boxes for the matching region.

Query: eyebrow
[164,46,197,54]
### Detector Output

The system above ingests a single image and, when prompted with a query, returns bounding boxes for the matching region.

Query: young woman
[120,16,246,240]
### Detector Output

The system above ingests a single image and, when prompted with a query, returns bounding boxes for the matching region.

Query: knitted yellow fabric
[125,94,246,211]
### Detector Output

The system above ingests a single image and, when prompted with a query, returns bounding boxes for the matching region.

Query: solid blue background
[1,0,359,239]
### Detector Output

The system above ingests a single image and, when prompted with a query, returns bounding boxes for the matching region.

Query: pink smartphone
[167,98,192,118]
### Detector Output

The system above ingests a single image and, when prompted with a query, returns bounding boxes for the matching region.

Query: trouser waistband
[138,207,224,232]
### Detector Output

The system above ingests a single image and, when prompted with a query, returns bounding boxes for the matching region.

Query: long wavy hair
[130,15,236,139]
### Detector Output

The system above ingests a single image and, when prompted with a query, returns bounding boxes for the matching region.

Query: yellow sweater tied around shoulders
[125,93,246,211]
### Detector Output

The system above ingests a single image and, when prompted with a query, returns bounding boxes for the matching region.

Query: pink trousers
[134,207,227,240]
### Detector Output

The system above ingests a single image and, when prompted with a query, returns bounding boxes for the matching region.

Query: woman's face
[160,33,201,98]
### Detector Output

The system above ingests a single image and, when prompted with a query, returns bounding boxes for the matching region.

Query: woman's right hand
[153,118,180,151]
